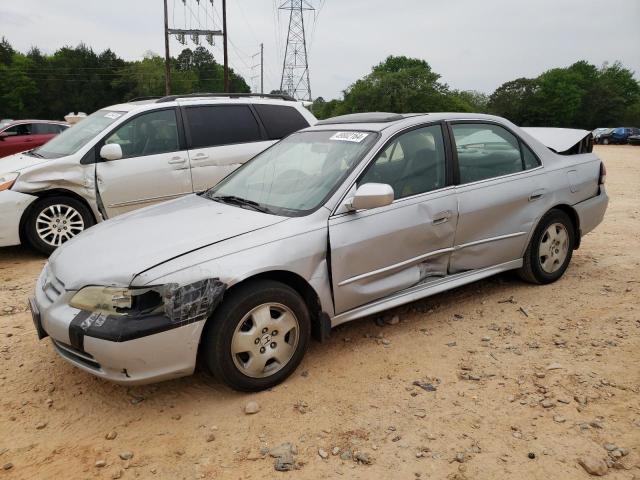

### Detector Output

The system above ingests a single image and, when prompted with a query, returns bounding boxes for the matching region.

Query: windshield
[205,130,378,216]
[32,109,125,159]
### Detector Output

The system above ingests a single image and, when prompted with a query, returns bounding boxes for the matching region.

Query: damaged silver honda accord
[30,112,608,391]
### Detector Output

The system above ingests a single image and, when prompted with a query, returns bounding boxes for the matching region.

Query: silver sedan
[30,112,608,391]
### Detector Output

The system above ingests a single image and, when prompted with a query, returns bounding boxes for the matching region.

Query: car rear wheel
[201,279,310,391]
[518,209,575,284]
[24,196,95,255]
[602,138,609,145]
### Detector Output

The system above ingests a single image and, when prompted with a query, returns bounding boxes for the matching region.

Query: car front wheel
[518,209,575,284]
[24,196,95,255]
[201,279,310,391]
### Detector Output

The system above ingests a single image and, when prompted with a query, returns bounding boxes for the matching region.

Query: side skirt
[330,259,522,327]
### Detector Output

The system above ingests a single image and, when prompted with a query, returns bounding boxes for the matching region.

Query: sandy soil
[1,145,639,480]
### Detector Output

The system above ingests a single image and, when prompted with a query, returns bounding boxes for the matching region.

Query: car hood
[0,152,48,173]
[49,194,288,289]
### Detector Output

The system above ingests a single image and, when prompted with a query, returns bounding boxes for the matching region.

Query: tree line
[0,37,249,120]
[308,56,640,129]
[1,36,638,129]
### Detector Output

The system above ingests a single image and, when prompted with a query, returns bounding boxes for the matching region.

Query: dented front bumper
[0,190,37,247]
[33,267,223,385]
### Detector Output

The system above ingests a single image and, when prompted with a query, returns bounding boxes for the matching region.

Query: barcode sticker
[330,131,369,143]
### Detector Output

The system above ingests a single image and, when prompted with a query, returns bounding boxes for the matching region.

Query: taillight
[599,162,606,185]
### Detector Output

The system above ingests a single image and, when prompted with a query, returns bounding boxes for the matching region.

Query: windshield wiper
[210,195,273,214]
[27,149,44,158]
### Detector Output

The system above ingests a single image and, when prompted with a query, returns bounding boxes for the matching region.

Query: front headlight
[69,279,226,322]
[0,172,19,192]
[69,286,163,316]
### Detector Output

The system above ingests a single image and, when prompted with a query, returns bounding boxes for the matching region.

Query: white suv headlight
[0,172,19,192]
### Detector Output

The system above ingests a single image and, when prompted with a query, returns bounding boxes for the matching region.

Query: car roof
[104,93,303,113]
[1,119,68,127]
[306,112,512,133]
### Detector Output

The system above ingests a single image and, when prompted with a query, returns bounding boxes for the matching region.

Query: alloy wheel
[35,204,85,247]
[539,222,569,273]
[231,302,300,378]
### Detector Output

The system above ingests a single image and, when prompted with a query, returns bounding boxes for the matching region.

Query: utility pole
[222,0,229,92]
[165,1,227,93]
[163,0,171,95]
[279,0,313,101]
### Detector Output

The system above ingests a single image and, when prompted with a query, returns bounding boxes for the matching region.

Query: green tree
[339,55,470,114]
[487,78,539,125]
[0,54,37,118]
[488,61,640,128]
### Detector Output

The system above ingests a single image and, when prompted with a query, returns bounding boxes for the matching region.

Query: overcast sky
[2,0,639,99]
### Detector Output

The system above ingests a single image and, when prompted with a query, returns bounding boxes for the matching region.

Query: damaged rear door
[329,124,458,314]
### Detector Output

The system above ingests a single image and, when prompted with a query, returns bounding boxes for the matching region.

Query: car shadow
[0,245,47,261]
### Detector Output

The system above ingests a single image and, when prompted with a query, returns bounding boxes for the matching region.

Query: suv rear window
[185,105,262,148]
[254,104,309,140]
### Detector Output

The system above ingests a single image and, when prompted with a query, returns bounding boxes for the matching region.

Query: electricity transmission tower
[279,1,314,101]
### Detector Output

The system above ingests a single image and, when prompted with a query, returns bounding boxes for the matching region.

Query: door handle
[193,153,209,161]
[168,156,186,165]
[432,210,452,225]
[529,189,546,201]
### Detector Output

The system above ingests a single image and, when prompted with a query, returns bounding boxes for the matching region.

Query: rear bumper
[575,187,608,237]
[33,267,205,385]
[0,190,37,247]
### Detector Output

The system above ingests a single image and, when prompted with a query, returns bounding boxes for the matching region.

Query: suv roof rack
[317,112,407,125]
[154,92,297,103]
[126,96,165,102]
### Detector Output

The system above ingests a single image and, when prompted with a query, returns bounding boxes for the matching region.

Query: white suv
[0,93,316,254]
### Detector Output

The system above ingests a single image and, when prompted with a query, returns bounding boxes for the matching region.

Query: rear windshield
[32,110,125,159]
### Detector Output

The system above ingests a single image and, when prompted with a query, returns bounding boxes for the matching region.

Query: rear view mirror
[100,143,123,161]
[0,133,7,141]
[348,183,394,211]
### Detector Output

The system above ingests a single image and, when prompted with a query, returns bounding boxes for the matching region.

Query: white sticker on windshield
[104,112,122,120]
[330,131,369,143]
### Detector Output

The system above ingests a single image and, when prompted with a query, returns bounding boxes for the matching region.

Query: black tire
[518,209,575,285]
[24,195,95,256]
[201,279,310,392]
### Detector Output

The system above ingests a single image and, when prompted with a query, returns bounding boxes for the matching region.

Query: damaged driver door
[329,124,458,314]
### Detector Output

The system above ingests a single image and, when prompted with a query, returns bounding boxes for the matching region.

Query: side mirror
[100,143,123,161]
[0,132,9,141]
[347,183,394,211]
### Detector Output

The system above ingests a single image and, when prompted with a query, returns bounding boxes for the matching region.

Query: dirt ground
[0,145,639,480]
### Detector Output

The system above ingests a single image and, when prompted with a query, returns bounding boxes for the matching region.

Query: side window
[185,105,262,148]
[33,123,63,134]
[253,104,309,140]
[359,125,447,200]
[4,124,32,136]
[522,143,540,170]
[452,123,523,183]
[104,109,179,159]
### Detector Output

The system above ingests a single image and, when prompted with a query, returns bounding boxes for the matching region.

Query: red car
[0,120,69,158]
